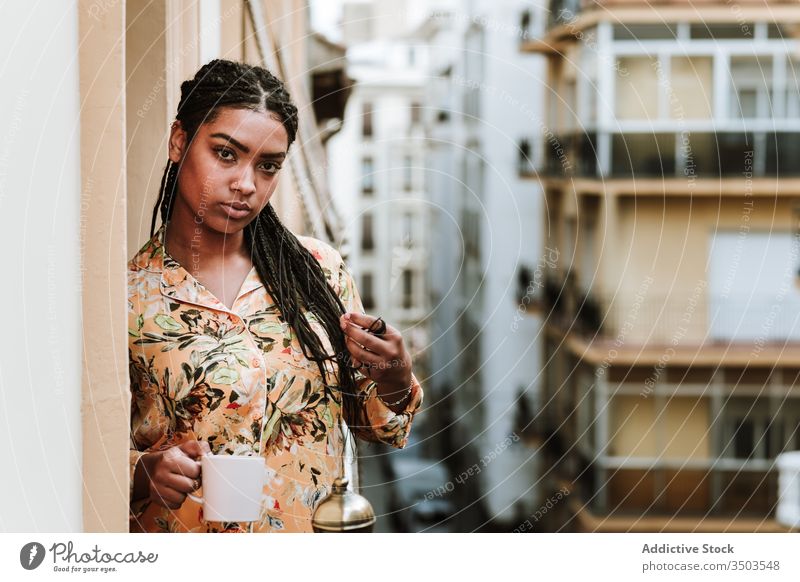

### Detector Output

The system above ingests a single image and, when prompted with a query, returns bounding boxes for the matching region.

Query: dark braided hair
[150,59,361,434]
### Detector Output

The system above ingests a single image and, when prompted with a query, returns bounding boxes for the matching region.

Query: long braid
[150,59,361,433]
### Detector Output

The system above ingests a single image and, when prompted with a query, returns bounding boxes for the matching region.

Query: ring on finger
[367,317,387,336]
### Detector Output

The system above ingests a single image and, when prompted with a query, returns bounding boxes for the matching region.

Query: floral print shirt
[128,226,423,533]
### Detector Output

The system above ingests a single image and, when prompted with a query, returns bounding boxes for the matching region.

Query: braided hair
[150,59,361,433]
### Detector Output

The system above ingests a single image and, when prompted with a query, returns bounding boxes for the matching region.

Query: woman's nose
[232,167,256,195]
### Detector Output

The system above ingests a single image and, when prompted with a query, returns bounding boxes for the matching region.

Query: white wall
[0,3,83,531]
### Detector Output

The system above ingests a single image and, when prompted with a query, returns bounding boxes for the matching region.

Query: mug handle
[186,453,210,504]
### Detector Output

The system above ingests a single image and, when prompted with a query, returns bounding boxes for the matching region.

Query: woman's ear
[168,121,187,164]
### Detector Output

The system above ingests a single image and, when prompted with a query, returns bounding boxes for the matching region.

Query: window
[690,23,753,39]
[410,101,422,126]
[615,56,660,120]
[402,269,414,309]
[613,23,678,40]
[402,212,414,248]
[670,56,713,119]
[516,265,534,304]
[361,273,375,310]
[768,23,790,38]
[611,133,676,177]
[361,156,374,194]
[362,102,373,137]
[518,138,535,176]
[786,59,800,119]
[520,10,532,41]
[463,207,480,260]
[361,214,374,252]
[730,56,773,119]
[403,155,413,191]
[720,397,800,460]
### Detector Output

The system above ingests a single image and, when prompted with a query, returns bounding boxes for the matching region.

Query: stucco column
[79,0,129,532]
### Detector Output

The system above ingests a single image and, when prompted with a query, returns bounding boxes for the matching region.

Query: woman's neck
[163,208,249,275]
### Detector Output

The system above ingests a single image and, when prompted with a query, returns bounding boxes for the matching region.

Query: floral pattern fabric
[128,226,422,533]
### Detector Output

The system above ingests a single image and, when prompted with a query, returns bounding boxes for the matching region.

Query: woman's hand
[133,440,210,509]
[339,312,413,404]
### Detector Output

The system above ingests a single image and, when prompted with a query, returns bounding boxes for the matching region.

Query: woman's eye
[215,147,235,161]
[261,162,281,174]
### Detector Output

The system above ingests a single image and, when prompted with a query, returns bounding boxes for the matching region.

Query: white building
[419,0,549,529]
[327,1,436,531]
[329,14,432,387]
[329,0,549,531]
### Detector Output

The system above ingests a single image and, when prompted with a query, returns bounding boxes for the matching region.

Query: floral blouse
[128,225,423,533]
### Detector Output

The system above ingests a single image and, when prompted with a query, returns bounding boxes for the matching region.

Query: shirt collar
[131,224,265,312]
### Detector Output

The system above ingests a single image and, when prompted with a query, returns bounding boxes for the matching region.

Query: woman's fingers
[340,313,398,354]
[179,439,210,459]
[149,445,203,509]
[344,334,382,366]
[169,453,202,480]
[343,312,397,338]
[345,325,384,353]
[163,471,198,495]
[339,312,409,379]
[150,473,196,509]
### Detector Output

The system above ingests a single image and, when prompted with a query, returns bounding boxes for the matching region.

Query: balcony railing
[542,131,800,179]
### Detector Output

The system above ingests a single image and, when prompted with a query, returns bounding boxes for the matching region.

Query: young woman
[128,59,423,533]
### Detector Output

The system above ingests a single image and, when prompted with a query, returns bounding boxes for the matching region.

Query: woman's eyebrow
[209,132,286,159]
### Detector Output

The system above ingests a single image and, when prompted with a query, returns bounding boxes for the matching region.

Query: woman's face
[167,106,289,235]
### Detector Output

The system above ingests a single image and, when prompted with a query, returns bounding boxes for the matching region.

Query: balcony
[539,130,800,186]
[542,273,800,364]
[525,1,800,53]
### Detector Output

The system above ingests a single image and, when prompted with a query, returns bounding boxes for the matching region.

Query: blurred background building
[525,0,800,532]
[416,0,547,531]
[326,0,436,532]
[325,0,550,532]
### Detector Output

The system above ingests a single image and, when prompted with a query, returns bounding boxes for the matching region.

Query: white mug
[187,454,267,522]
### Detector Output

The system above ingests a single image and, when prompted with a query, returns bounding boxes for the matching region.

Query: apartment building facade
[526,0,800,531]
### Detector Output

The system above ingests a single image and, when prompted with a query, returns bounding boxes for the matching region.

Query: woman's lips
[220,202,251,220]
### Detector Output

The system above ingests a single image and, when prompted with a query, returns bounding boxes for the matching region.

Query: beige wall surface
[595,195,795,343]
[663,396,710,459]
[127,0,170,253]
[609,395,710,459]
[80,0,130,532]
[611,395,657,456]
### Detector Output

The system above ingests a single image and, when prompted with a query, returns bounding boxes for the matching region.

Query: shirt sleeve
[333,252,423,449]
[128,341,172,523]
